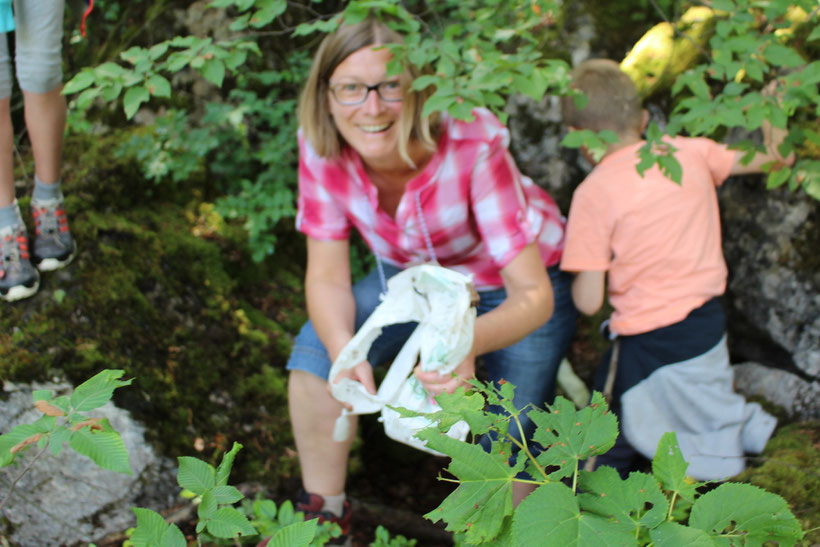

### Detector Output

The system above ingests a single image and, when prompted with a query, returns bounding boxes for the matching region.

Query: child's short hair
[561,59,642,136]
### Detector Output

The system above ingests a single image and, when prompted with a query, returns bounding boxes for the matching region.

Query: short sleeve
[560,180,613,272]
[295,134,352,240]
[469,135,535,269]
[684,137,737,188]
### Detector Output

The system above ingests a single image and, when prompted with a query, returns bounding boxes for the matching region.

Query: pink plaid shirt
[296,108,565,289]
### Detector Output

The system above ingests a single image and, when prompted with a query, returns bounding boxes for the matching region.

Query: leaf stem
[667,491,678,521]
[0,441,51,511]
[510,414,548,481]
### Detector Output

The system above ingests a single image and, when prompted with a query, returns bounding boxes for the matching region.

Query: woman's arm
[415,243,553,395]
[305,237,377,394]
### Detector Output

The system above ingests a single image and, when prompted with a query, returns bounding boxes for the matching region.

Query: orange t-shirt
[560,137,736,335]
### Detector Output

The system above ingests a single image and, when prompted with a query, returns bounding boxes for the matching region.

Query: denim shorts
[287,262,578,458]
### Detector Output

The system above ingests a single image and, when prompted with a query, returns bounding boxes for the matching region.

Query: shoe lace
[32,202,69,237]
[0,229,29,279]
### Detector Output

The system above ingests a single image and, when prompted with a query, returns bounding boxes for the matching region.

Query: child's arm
[571,270,606,315]
[731,84,796,175]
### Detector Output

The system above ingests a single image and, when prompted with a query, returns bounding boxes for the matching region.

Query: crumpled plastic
[329,264,476,455]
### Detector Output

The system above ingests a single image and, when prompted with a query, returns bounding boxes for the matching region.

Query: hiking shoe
[31,198,76,271]
[256,490,352,547]
[0,225,40,301]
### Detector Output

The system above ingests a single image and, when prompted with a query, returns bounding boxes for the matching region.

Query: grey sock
[32,175,63,202]
[321,492,346,517]
[0,200,22,230]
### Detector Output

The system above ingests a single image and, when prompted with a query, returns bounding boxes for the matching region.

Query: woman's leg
[479,267,577,503]
[287,264,414,496]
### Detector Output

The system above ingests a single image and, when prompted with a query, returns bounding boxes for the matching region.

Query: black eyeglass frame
[328,80,404,106]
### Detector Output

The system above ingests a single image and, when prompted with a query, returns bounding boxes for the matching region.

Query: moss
[0,129,305,489]
[735,421,820,545]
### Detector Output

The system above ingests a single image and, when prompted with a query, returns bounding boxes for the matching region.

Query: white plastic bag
[328,264,476,456]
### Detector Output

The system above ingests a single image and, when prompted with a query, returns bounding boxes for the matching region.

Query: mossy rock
[0,129,307,488]
[735,421,820,546]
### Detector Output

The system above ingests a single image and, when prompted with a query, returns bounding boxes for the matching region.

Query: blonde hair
[560,59,643,137]
[298,16,441,167]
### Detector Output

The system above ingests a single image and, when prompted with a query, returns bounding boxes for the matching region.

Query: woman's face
[327,45,405,169]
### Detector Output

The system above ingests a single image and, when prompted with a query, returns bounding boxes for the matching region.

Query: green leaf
[652,432,699,502]
[198,490,218,520]
[69,418,132,475]
[0,419,53,466]
[130,507,168,546]
[211,485,243,504]
[689,483,804,544]
[177,456,216,495]
[70,369,132,411]
[205,506,258,539]
[216,441,243,486]
[578,466,668,531]
[766,166,792,189]
[762,43,805,68]
[49,426,74,456]
[422,433,517,543]
[95,61,126,79]
[202,58,226,87]
[267,519,318,547]
[159,523,186,547]
[650,521,715,546]
[123,86,150,120]
[63,71,95,94]
[512,482,636,546]
[254,498,278,520]
[532,393,618,480]
[146,75,171,98]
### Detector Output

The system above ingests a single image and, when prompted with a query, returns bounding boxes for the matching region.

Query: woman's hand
[330,360,377,410]
[413,352,475,396]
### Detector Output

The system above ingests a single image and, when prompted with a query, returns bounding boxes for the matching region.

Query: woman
[273,15,576,546]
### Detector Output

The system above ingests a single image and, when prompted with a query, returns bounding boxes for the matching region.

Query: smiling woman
[257,13,578,547]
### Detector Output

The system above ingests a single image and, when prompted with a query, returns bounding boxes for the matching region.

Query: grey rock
[0,380,178,547]
[733,362,820,420]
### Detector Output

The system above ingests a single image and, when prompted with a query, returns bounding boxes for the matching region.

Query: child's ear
[640,109,649,133]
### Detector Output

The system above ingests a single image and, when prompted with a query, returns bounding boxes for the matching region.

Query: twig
[0,441,50,511]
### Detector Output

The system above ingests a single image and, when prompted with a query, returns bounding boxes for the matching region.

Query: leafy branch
[398,380,805,545]
[0,369,134,510]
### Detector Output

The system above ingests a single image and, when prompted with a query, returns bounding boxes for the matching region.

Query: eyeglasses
[328,80,404,105]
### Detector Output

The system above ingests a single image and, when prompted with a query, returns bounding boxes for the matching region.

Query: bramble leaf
[652,432,699,502]
[649,521,714,546]
[422,432,517,543]
[211,485,243,505]
[532,392,618,480]
[512,482,636,546]
[578,466,668,532]
[689,483,804,545]
[70,369,132,411]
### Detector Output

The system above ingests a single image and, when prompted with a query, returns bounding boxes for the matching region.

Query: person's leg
[286,264,412,497]
[479,266,578,503]
[15,0,72,270]
[0,31,39,301]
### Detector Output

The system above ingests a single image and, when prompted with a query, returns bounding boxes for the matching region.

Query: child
[559,59,793,480]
